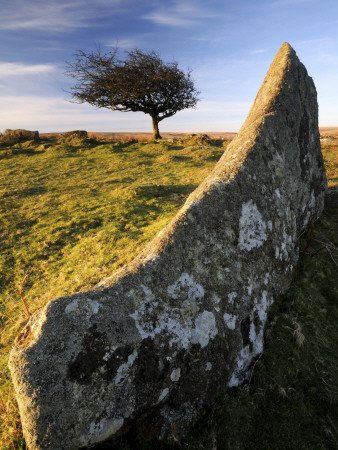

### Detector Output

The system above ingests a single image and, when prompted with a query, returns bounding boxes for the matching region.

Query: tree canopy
[66,48,200,139]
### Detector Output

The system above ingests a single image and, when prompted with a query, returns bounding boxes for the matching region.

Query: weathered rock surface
[3,129,39,141]
[9,43,327,449]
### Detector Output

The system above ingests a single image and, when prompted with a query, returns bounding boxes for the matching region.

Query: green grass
[0,135,226,449]
[0,136,337,449]
[321,143,338,188]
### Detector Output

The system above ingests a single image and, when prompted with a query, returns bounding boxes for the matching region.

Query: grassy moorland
[0,134,226,448]
[0,134,337,449]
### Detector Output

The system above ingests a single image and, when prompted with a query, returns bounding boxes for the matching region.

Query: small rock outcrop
[9,43,327,449]
[3,129,39,141]
[63,130,88,138]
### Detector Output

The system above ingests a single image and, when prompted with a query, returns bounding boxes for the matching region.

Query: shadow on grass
[0,148,40,159]
[134,184,197,200]
[166,145,185,151]
[8,186,49,198]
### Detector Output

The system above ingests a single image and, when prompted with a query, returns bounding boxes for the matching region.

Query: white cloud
[296,38,329,45]
[143,12,194,27]
[267,0,313,6]
[0,62,56,77]
[106,39,140,50]
[251,48,269,55]
[143,1,218,27]
[0,0,124,32]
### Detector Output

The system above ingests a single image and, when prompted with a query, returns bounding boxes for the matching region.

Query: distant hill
[39,128,338,141]
[39,131,238,141]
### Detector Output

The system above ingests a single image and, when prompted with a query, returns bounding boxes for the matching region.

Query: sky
[1,0,338,134]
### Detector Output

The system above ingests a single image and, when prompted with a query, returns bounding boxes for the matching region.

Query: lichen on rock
[9,42,327,449]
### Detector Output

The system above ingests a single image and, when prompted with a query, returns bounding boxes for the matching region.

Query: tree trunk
[151,115,162,140]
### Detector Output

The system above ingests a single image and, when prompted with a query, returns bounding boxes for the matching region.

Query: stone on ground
[63,130,88,138]
[3,129,39,141]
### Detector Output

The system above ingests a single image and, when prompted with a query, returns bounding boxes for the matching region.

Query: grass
[0,135,337,449]
[321,142,338,188]
[0,134,226,449]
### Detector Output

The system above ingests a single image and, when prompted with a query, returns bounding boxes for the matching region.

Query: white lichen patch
[227,346,251,387]
[228,328,265,388]
[167,273,205,301]
[158,388,169,403]
[228,290,273,388]
[89,417,124,443]
[275,247,280,259]
[170,368,181,382]
[254,291,271,322]
[91,300,101,314]
[249,322,256,342]
[130,276,219,351]
[135,306,190,348]
[309,190,315,208]
[114,350,138,385]
[132,301,218,350]
[65,299,79,314]
[140,284,155,301]
[130,303,157,340]
[102,347,117,362]
[191,311,218,347]
[264,273,270,285]
[65,298,101,315]
[238,200,267,251]
[228,292,237,304]
[205,362,212,371]
[223,313,237,330]
[275,229,293,260]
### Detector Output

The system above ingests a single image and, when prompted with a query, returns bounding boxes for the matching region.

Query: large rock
[3,129,39,141]
[9,43,327,449]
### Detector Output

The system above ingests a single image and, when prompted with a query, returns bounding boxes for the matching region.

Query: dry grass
[319,127,338,137]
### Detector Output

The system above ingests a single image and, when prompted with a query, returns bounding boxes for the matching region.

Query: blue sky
[1,0,338,133]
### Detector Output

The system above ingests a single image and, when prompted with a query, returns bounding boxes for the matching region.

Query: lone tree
[66,48,200,139]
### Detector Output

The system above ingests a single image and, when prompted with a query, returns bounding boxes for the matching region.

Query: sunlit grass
[0,135,226,448]
[0,136,337,449]
[322,144,338,188]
